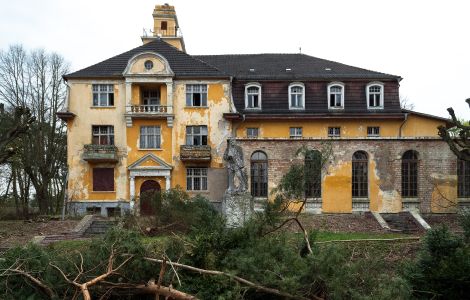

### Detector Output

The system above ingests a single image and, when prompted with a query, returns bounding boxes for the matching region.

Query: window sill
[244,107,262,110]
[306,197,322,202]
[253,197,268,201]
[402,198,419,202]
[289,107,305,110]
[90,106,116,109]
[91,191,116,193]
[138,148,163,151]
[352,198,369,202]
[187,190,209,193]
[328,107,344,110]
[367,107,384,110]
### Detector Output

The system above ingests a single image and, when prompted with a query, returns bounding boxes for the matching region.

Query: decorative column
[129,175,136,210]
[165,82,174,127]
[125,82,133,127]
[165,176,171,191]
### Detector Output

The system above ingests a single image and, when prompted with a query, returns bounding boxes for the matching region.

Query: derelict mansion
[58,4,468,216]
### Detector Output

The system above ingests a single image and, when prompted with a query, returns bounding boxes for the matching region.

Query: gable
[124,52,173,77]
[128,153,172,170]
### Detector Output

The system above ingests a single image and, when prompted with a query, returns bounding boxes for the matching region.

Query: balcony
[180,145,211,162]
[83,144,118,163]
[125,105,174,127]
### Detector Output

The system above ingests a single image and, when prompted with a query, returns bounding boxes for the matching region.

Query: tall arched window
[327,82,345,109]
[251,151,268,197]
[366,82,384,109]
[402,150,419,197]
[305,150,322,198]
[245,83,262,109]
[352,151,368,198]
[288,83,305,109]
[458,159,470,198]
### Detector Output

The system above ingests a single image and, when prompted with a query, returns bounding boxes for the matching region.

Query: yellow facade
[63,3,460,217]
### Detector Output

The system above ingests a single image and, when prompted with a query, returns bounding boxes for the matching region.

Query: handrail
[126,105,172,114]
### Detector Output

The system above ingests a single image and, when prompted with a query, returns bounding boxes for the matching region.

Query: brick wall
[232,138,457,213]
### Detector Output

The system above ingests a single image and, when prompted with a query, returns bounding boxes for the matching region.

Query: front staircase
[82,219,117,237]
[380,212,422,233]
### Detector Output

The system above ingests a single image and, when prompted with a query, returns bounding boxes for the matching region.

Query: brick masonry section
[233,138,457,213]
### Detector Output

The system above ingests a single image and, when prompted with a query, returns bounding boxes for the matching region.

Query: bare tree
[438,99,470,161]
[0,45,68,215]
[400,95,415,110]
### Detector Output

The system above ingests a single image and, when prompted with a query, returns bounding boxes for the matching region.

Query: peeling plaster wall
[235,115,444,139]
[66,80,128,202]
[235,139,457,213]
[170,80,232,202]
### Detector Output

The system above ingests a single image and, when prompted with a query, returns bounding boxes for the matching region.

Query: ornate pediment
[128,153,172,171]
[123,52,174,77]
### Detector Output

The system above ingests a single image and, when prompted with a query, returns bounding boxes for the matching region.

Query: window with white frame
[140,126,161,149]
[366,83,384,108]
[328,127,341,138]
[186,84,208,107]
[247,128,259,138]
[367,126,380,137]
[185,126,208,146]
[92,125,114,145]
[186,167,208,191]
[92,84,114,107]
[289,83,305,109]
[245,84,261,109]
[290,127,303,139]
[328,83,344,109]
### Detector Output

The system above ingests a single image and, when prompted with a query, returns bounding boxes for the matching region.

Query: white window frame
[92,84,114,107]
[247,128,259,138]
[186,84,208,107]
[289,127,303,139]
[245,83,262,110]
[367,126,380,137]
[288,82,305,110]
[327,82,345,109]
[328,127,341,138]
[366,82,384,109]
[186,167,208,191]
[139,126,161,149]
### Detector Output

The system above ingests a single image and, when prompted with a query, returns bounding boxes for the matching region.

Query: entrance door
[140,180,161,215]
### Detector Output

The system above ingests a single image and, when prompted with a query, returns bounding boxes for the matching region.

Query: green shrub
[404,226,470,299]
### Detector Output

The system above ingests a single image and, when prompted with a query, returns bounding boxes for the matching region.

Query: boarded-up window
[93,168,114,191]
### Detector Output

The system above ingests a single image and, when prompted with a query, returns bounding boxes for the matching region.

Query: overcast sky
[1,0,469,119]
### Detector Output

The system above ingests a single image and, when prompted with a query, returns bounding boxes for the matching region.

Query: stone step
[381,212,421,234]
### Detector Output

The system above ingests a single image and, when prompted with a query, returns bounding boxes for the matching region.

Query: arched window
[245,83,261,109]
[327,82,345,109]
[366,82,384,109]
[352,151,368,198]
[305,150,322,198]
[289,83,305,109]
[458,159,470,198]
[402,150,419,197]
[251,151,268,197]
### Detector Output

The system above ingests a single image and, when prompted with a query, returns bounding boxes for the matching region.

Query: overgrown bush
[403,226,470,299]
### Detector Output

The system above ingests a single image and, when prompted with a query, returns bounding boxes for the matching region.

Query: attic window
[325,68,332,71]
[286,68,292,72]
[249,68,255,72]
[144,60,154,70]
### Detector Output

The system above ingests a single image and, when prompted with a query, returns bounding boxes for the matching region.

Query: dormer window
[289,83,305,109]
[366,82,384,109]
[245,83,261,109]
[328,82,345,109]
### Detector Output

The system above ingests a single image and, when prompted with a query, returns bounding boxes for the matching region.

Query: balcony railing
[83,144,118,163]
[126,105,173,115]
[180,145,211,162]
[142,27,183,38]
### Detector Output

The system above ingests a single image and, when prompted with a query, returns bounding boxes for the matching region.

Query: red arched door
[140,180,161,215]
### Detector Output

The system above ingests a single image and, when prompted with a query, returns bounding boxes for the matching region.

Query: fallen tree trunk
[144,257,318,300]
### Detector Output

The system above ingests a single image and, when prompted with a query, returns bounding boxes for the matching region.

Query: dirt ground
[293,213,388,233]
[422,213,463,233]
[0,219,79,248]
